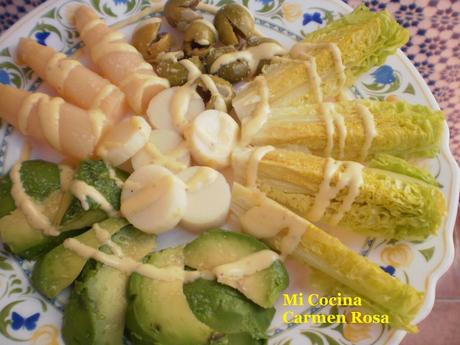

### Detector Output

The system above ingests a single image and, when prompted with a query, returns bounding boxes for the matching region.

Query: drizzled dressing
[307,158,363,225]
[45,53,80,93]
[64,227,279,283]
[70,180,119,217]
[246,146,273,188]
[144,141,189,172]
[240,76,271,146]
[320,103,347,159]
[80,16,169,112]
[356,104,377,161]
[210,42,287,76]
[9,162,73,236]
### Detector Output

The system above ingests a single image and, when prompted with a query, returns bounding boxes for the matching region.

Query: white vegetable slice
[97,116,151,167]
[131,129,191,172]
[121,165,187,234]
[146,86,204,133]
[184,110,239,169]
[178,166,231,232]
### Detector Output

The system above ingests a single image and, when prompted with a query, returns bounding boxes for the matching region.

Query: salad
[0,1,447,344]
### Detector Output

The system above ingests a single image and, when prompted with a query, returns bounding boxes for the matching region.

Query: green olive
[164,0,202,31]
[246,36,283,75]
[196,75,235,110]
[206,46,250,84]
[183,20,217,57]
[154,55,204,87]
[132,19,172,63]
[214,4,255,46]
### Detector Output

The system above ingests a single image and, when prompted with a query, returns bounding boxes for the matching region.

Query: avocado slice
[60,160,127,230]
[0,161,78,259]
[184,278,275,341]
[32,217,129,298]
[126,247,226,345]
[184,229,289,308]
[62,225,156,345]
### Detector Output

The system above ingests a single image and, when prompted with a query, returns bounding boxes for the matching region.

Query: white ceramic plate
[0,1,458,344]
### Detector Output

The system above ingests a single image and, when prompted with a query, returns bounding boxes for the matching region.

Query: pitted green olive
[246,36,284,75]
[214,4,255,46]
[164,0,202,31]
[183,20,217,57]
[196,75,235,110]
[154,56,204,87]
[206,46,250,84]
[132,19,172,63]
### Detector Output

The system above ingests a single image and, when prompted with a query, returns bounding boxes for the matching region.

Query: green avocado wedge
[126,247,225,345]
[62,225,155,345]
[31,218,129,298]
[60,160,127,230]
[0,161,73,259]
[184,229,289,308]
[184,278,275,342]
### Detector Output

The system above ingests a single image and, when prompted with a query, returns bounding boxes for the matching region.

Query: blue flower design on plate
[113,0,128,5]
[10,311,40,331]
[257,0,273,5]
[303,12,322,26]
[0,69,10,85]
[372,65,396,85]
[35,31,50,46]
[380,265,396,276]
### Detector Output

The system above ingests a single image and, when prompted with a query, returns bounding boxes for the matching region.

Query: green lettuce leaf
[231,183,423,332]
[368,154,440,186]
[251,99,444,161]
[232,149,446,240]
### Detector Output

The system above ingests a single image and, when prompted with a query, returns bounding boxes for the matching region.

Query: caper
[132,19,172,63]
[196,75,235,110]
[206,46,250,84]
[154,55,204,87]
[214,4,255,46]
[164,0,202,31]
[183,20,217,57]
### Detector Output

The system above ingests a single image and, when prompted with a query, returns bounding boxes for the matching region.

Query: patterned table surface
[0,0,459,344]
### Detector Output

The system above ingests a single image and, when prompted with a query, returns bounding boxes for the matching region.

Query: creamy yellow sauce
[94,223,124,257]
[10,162,59,236]
[186,167,218,192]
[304,58,323,103]
[91,84,117,109]
[210,42,287,76]
[107,165,124,188]
[144,141,188,172]
[307,158,364,225]
[38,97,64,151]
[45,53,80,93]
[240,76,270,146]
[356,104,377,161]
[290,42,346,89]
[17,93,48,134]
[320,103,347,159]
[246,145,273,188]
[179,59,202,82]
[121,175,174,217]
[214,249,279,286]
[64,232,279,283]
[70,179,119,216]
[59,165,74,192]
[199,74,227,112]
[91,32,140,63]
[88,109,107,144]
[170,85,196,131]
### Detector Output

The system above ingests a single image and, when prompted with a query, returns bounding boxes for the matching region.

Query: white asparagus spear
[17,38,127,124]
[73,5,169,114]
[0,84,106,160]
